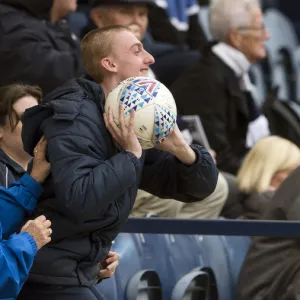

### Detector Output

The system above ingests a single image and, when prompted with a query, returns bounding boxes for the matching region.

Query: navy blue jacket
[0,173,43,299]
[21,77,218,286]
[0,0,84,95]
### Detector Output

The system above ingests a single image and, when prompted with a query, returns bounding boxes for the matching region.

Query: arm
[0,137,49,238]
[0,174,43,239]
[0,26,83,93]
[0,229,37,299]
[140,144,218,203]
[45,114,141,223]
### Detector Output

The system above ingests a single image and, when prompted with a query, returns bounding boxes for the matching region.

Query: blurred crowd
[1,0,300,299]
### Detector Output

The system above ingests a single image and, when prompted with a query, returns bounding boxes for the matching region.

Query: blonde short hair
[237,136,300,193]
[81,25,131,83]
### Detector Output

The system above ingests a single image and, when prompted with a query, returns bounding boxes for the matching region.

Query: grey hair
[209,0,261,42]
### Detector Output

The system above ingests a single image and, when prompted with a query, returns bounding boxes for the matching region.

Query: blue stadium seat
[96,277,118,300]
[196,235,233,300]
[126,269,163,300]
[135,233,172,299]
[164,234,207,299]
[221,236,251,300]
[264,9,299,101]
[171,270,210,300]
[199,6,211,40]
[112,233,143,300]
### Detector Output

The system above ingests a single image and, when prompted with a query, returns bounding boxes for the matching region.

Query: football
[105,77,177,149]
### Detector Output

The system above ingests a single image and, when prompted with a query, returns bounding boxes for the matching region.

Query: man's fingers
[34,136,47,158]
[103,113,108,127]
[107,261,118,270]
[43,220,51,228]
[45,237,51,244]
[35,215,46,223]
[128,109,135,131]
[107,106,121,135]
[118,104,126,131]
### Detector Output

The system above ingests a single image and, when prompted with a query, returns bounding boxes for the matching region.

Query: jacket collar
[212,42,251,78]
[0,149,26,174]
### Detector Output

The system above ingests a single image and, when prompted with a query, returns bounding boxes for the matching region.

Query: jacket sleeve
[0,173,43,239]
[0,24,83,94]
[139,145,218,202]
[0,230,37,299]
[45,115,141,223]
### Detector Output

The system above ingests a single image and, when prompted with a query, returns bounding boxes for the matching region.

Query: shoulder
[0,5,46,38]
[43,78,106,136]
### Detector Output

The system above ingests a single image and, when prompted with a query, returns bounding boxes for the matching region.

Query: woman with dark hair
[0,84,42,187]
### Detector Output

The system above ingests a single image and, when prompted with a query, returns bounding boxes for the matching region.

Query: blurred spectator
[171,0,271,175]
[87,0,200,87]
[0,137,52,299]
[0,84,41,186]
[237,166,300,300]
[0,0,84,95]
[148,0,207,51]
[132,172,228,219]
[237,136,300,219]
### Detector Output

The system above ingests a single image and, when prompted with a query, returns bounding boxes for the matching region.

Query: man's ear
[100,57,117,73]
[228,29,242,49]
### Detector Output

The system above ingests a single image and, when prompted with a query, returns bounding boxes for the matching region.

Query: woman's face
[0,95,38,160]
[270,165,299,190]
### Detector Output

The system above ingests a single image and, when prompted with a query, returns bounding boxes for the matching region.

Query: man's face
[92,4,149,40]
[51,0,78,18]
[108,30,155,80]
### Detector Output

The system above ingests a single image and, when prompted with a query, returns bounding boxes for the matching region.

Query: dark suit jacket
[171,45,252,174]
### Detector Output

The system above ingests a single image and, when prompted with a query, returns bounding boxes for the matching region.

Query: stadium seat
[220,236,251,299]
[112,233,144,299]
[134,233,173,299]
[199,6,211,40]
[264,9,299,101]
[263,87,300,147]
[171,270,210,300]
[164,234,206,299]
[96,277,118,300]
[126,270,163,300]
[196,235,233,300]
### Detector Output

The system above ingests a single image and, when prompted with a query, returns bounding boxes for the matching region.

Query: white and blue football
[105,77,177,149]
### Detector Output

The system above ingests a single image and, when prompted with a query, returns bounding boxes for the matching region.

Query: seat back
[112,233,143,299]
[264,9,299,101]
[221,236,251,299]
[96,277,118,300]
[196,235,232,300]
[171,270,210,300]
[263,88,300,147]
[135,233,172,299]
[126,270,163,300]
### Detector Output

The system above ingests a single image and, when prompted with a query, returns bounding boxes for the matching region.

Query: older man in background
[171,0,271,175]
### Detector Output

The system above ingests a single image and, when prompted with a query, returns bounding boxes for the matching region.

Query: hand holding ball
[105,77,177,150]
